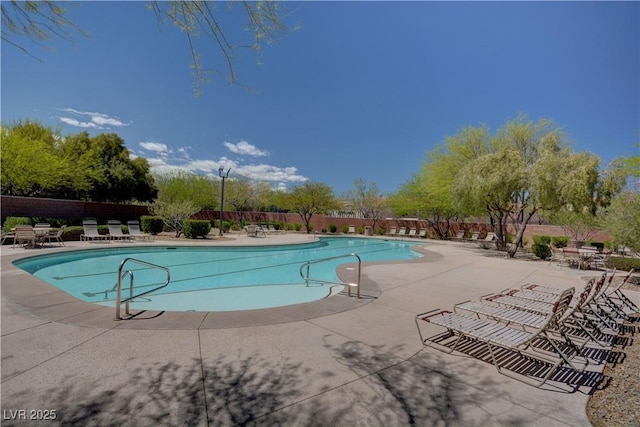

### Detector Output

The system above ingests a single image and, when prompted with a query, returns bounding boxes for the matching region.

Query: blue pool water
[14,237,422,312]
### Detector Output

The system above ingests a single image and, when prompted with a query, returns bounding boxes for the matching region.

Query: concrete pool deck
[1,233,634,426]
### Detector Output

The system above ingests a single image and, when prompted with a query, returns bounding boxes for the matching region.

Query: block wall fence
[1,195,611,243]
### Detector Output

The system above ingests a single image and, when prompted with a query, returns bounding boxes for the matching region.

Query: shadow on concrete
[320,338,510,426]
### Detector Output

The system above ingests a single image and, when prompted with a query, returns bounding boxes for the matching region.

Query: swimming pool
[14,237,422,312]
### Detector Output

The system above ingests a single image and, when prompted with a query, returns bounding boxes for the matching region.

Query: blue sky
[2,1,638,194]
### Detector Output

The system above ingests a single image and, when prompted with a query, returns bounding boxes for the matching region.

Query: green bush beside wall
[183,220,211,238]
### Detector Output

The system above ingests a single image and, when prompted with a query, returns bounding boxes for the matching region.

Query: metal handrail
[115,258,170,320]
[299,253,361,298]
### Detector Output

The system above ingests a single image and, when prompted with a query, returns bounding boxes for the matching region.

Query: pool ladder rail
[115,258,171,320]
[299,253,361,299]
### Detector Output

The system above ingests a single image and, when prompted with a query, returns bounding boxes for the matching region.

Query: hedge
[183,220,211,239]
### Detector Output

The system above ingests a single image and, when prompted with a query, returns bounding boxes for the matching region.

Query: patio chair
[245,224,258,237]
[348,225,356,234]
[267,224,283,234]
[484,232,497,241]
[50,226,66,246]
[602,269,638,312]
[108,220,133,241]
[14,226,37,248]
[454,231,465,240]
[469,231,480,240]
[455,287,576,331]
[397,227,407,237]
[548,247,567,266]
[1,229,14,246]
[418,230,427,238]
[416,286,584,387]
[81,220,109,242]
[589,250,612,270]
[480,290,561,315]
[387,227,397,237]
[33,223,51,245]
[407,228,417,238]
[126,220,153,241]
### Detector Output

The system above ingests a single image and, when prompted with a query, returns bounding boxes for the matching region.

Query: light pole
[218,166,231,236]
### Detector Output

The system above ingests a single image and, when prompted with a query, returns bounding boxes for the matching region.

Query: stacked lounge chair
[415,269,635,388]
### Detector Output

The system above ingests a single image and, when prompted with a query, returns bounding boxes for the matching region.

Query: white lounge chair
[81,220,109,242]
[126,220,153,241]
[108,220,133,241]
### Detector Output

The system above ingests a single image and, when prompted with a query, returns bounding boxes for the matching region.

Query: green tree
[602,190,640,253]
[2,1,289,95]
[407,114,623,257]
[285,182,339,233]
[0,119,84,197]
[151,172,216,237]
[453,115,612,257]
[60,132,157,202]
[344,179,386,232]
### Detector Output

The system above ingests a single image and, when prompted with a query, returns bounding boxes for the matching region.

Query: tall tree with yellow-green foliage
[402,114,626,257]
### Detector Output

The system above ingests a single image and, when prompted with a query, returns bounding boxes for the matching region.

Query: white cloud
[58,108,130,129]
[140,142,170,154]
[137,139,306,189]
[224,140,270,157]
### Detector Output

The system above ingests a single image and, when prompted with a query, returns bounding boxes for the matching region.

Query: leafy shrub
[306,223,313,232]
[551,236,569,248]
[61,226,83,241]
[294,224,302,232]
[284,223,296,231]
[3,217,31,231]
[531,243,551,260]
[357,227,364,235]
[376,227,385,236]
[532,235,551,245]
[342,225,350,234]
[140,216,164,234]
[328,224,337,233]
[606,256,640,272]
[183,220,211,238]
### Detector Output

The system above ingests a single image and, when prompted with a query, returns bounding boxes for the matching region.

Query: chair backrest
[470,231,480,240]
[34,223,50,228]
[456,231,464,239]
[127,221,143,234]
[82,220,101,235]
[108,220,123,234]
[548,287,575,329]
[56,225,66,238]
[14,226,35,238]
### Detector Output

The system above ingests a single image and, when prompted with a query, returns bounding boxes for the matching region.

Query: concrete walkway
[1,234,629,426]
